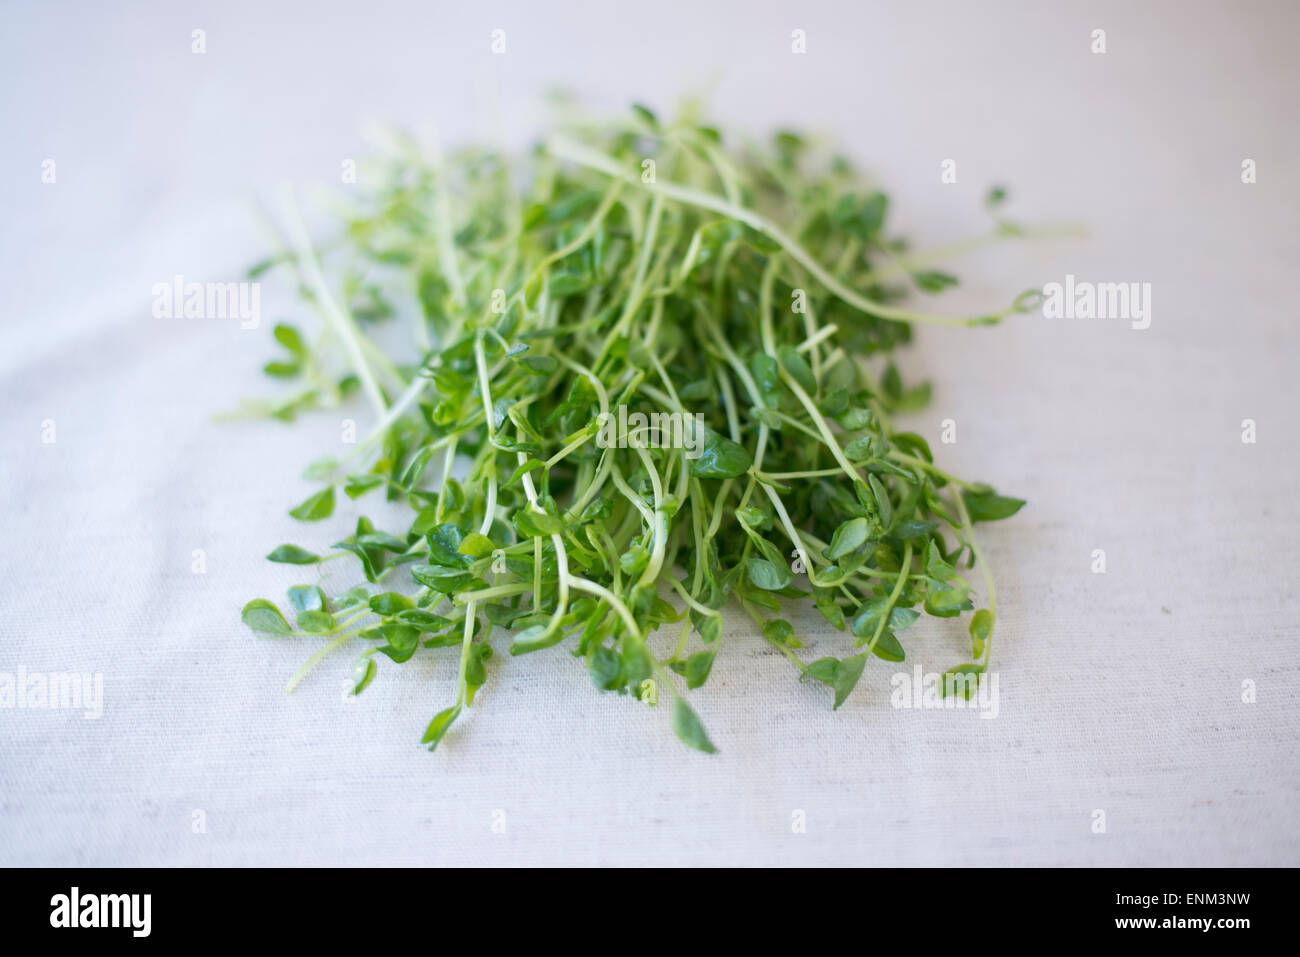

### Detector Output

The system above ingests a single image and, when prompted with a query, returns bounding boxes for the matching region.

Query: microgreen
[236,105,1033,752]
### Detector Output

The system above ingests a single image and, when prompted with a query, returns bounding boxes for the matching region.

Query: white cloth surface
[1,0,1297,866]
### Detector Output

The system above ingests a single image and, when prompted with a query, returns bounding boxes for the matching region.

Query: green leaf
[365,623,422,662]
[962,490,1027,522]
[400,447,435,488]
[422,704,461,750]
[289,487,335,521]
[424,523,469,565]
[826,517,869,560]
[263,360,300,378]
[691,430,752,479]
[820,387,850,417]
[246,257,276,279]
[836,408,872,431]
[831,653,868,707]
[803,654,869,708]
[287,584,326,613]
[397,609,453,630]
[925,579,972,617]
[343,473,387,499]
[515,354,558,375]
[752,535,789,569]
[840,191,888,239]
[631,102,660,130]
[892,432,933,463]
[620,634,656,691]
[482,604,528,628]
[266,544,320,565]
[911,270,959,293]
[296,610,335,633]
[677,380,713,402]
[369,592,414,615]
[889,607,920,631]
[850,598,918,646]
[749,354,781,408]
[457,532,496,558]
[510,624,564,655]
[891,519,937,541]
[941,663,984,699]
[358,530,408,552]
[333,540,385,582]
[273,323,308,357]
[241,599,292,635]
[926,540,956,580]
[588,645,622,690]
[868,474,893,529]
[816,599,845,630]
[685,649,716,689]
[843,436,873,461]
[465,645,489,704]
[969,608,993,658]
[746,558,793,591]
[514,509,565,537]
[761,618,796,646]
[803,657,838,684]
[671,696,717,753]
[866,629,905,661]
[504,458,546,489]
[350,656,377,695]
[882,362,903,400]
[333,586,370,610]
[410,564,474,594]
[301,457,339,482]
[893,381,932,413]
[778,345,816,394]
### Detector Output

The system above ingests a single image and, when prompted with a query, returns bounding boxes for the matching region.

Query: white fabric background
[2,0,1297,866]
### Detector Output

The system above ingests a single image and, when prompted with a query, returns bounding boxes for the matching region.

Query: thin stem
[548,137,990,328]
[280,191,388,417]
[953,489,998,669]
[862,541,913,657]
[284,630,359,692]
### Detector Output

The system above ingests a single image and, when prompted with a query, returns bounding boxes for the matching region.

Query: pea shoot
[237,104,1031,752]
